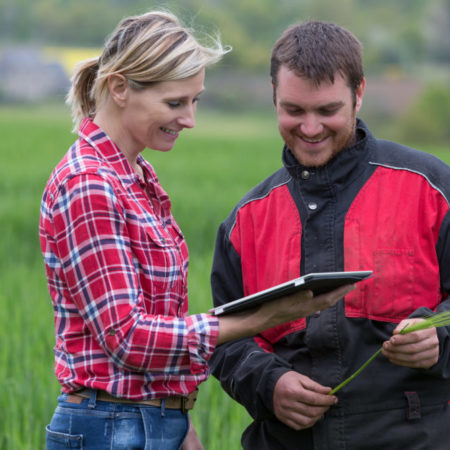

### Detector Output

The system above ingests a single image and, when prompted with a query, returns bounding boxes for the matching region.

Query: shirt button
[301,170,311,180]
[108,329,116,336]
[308,202,318,210]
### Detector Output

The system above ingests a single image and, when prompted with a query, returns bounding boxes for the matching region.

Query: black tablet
[210,270,373,316]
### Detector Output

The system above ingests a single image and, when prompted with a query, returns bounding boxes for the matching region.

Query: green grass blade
[330,311,450,395]
[329,347,383,395]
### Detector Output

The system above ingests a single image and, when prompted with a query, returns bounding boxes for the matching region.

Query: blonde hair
[67,10,229,130]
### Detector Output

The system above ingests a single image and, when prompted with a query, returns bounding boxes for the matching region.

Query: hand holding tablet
[210,270,372,316]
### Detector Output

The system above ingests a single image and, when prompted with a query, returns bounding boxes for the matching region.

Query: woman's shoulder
[43,139,118,202]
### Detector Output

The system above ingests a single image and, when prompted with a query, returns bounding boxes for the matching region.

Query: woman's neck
[94,107,143,177]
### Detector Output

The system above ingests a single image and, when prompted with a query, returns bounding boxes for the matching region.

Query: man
[210,21,450,449]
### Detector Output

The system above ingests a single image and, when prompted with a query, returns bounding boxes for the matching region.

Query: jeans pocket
[46,424,83,449]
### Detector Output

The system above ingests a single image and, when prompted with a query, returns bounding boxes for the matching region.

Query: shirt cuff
[185,314,220,374]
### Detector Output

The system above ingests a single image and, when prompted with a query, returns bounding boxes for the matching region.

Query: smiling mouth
[161,127,178,136]
[301,136,326,144]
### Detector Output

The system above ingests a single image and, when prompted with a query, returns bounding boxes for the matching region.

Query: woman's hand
[181,416,204,450]
[217,284,355,345]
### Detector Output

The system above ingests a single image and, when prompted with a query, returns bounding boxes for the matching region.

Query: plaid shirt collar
[78,118,159,188]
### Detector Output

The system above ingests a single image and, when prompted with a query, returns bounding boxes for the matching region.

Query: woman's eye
[167,101,181,108]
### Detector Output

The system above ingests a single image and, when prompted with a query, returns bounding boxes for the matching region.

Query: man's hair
[270,21,364,102]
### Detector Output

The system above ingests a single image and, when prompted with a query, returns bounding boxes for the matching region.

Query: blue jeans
[46,391,189,449]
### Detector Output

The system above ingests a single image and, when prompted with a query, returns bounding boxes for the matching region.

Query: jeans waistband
[68,388,198,413]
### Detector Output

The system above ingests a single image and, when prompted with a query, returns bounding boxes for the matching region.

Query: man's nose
[300,114,323,137]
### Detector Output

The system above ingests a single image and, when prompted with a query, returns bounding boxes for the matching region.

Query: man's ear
[355,77,365,113]
[107,74,128,107]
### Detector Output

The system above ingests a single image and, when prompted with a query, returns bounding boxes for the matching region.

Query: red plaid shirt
[39,118,219,399]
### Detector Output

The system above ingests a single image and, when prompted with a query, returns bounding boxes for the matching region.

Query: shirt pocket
[135,224,187,314]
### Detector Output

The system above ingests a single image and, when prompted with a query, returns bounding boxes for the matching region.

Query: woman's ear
[107,74,128,107]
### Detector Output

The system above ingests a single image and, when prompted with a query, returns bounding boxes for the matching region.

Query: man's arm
[209,220,344,422]
[210,219,291,420]
[210,336,292,420]
[383,211,450,374]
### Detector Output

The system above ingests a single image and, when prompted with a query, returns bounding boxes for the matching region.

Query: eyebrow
[280,100,345,110]
[164,89,205,101]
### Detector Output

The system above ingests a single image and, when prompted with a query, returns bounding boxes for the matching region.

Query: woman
[40,10,353,449]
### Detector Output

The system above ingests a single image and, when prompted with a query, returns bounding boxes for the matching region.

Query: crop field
[0,104,282,449]
[1,104,448,449]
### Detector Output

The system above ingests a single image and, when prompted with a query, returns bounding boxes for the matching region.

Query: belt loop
[404,391,421,421]
[88,389,97,409]
[160,398,166,417]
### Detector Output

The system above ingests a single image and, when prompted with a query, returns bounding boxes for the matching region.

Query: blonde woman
[39,10,353,449]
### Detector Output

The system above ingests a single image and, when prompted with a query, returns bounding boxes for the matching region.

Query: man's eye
[167,101,181,108]
[320,108,338,116]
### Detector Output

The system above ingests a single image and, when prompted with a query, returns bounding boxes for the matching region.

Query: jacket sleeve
[412,209,450,379]
[209,220,292,420]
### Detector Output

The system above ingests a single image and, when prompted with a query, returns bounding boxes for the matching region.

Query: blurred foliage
[0,0,449,73]
[395,83,450,145]
[0,0,448,145]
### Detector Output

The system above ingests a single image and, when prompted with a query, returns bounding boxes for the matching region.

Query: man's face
[274,66,365,167]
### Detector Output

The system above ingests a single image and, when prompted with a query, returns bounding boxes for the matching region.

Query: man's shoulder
[370,138,450,196]
[237,167,290,208]
[222,167,291,230]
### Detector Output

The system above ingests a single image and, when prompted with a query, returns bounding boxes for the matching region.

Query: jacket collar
[282,118,373,187]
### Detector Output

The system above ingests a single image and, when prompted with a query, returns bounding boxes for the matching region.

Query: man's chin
[295,150,341,168]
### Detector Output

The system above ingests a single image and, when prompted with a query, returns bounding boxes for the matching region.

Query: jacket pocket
[345,248,415,321]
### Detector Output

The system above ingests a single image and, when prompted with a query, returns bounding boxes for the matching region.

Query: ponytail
[66,57,100,132]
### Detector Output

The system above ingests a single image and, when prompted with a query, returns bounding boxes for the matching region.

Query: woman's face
[119,68,205,154]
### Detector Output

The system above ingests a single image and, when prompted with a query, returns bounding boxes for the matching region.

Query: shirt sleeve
[46,172,219,375]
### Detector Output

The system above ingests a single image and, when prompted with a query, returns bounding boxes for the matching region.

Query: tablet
[210,270,372,316]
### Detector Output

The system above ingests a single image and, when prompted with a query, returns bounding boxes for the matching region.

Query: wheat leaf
[329,311,450,395]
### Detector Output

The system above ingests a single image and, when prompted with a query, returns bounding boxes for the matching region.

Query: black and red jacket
[210,120,450,449]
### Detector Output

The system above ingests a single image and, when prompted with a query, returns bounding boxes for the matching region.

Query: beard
[287,114,358,168]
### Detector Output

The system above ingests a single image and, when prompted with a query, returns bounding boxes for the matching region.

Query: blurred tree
[0,0,35,42]
[426,0,450,62]
[396,83,450,145]
[0,0,447,72]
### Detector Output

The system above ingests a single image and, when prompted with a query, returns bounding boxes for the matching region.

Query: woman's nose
[178,105,196,129]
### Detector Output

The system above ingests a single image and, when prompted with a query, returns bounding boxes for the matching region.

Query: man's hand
[273,371,338,430]
[382,318,439,369]
[181,416,203,450]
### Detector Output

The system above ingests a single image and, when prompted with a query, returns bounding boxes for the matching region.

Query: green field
[0,104,283,449]
[1,104,448,449]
